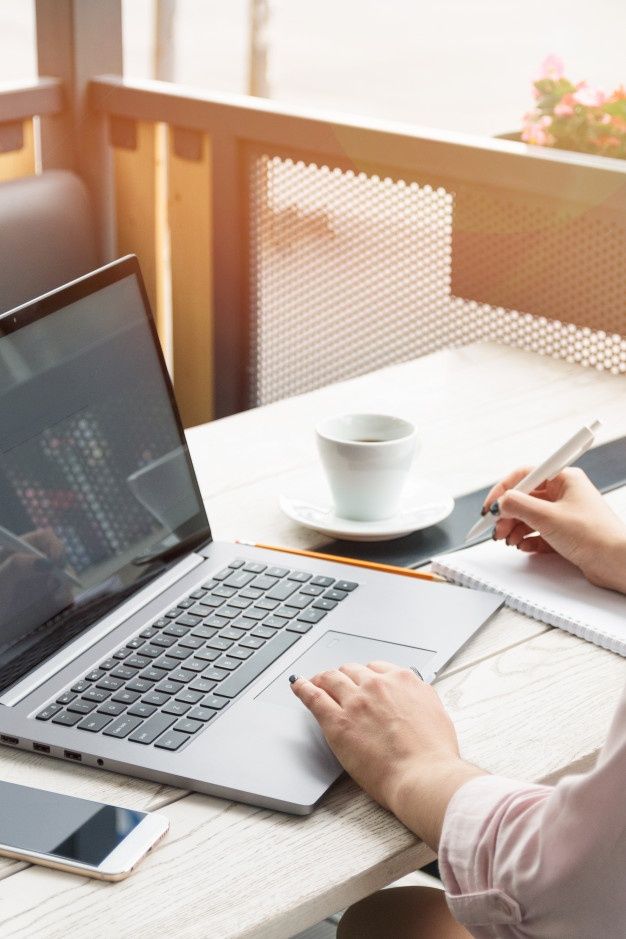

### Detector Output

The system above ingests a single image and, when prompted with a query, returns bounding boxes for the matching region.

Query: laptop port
[64,749,82,762]
[0,734,19,745]
[33,742,51,754]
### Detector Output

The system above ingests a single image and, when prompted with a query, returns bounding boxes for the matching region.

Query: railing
[0,78,63,180]
[90,75,626,427]
[2,72,626,427]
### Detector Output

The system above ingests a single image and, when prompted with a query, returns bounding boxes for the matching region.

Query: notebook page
[432,540,626,655]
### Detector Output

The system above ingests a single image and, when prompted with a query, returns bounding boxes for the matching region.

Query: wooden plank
[112,119,167,344]
[169,127,214,425]
[0,119,35,182]
[1,626,624,939]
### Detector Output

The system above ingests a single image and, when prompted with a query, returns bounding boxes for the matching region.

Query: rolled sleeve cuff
[438,774,548,926]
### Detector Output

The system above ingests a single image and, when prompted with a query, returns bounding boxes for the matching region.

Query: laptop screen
[0,259,210,693]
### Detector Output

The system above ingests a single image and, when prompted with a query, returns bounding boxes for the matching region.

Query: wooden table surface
[1,342,626,938]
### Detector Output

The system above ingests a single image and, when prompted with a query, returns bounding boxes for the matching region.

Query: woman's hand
[485,467,626,593]
[291,663,484,849]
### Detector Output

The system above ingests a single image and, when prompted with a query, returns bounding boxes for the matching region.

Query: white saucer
[279,478,454,542]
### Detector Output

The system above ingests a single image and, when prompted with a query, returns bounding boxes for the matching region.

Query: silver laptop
[0,257,501,814]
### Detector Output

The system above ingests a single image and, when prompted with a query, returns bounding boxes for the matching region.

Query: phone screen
[0,780,146,866]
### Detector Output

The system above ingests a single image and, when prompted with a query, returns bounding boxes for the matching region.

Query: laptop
[0,256,501,814]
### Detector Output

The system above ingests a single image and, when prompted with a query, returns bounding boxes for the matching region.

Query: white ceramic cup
[316,413,418,521]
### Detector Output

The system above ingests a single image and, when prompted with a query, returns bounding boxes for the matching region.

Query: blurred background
[2,0,625,135]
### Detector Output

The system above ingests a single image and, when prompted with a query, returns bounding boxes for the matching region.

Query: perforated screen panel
[249,154,626,406]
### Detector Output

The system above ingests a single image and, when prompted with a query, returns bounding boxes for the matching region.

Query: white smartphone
[0,780,169,881]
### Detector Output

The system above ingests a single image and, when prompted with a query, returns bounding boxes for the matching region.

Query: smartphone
[0,780,169,881]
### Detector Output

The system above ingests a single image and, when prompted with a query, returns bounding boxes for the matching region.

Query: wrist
[586,532,626,594]
[387,755,487,851]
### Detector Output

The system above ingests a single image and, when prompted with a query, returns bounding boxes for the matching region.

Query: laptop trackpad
[257,630,435,711]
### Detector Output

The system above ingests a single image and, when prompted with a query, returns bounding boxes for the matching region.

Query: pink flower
[538,54,564,80]
[554,93,575,116]
[572,83,606,107]
[521,122,555,146]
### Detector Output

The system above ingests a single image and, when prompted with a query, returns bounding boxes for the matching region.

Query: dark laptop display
[0,259,209,693]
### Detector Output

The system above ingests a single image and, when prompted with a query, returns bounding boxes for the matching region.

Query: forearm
[388,757,488,851]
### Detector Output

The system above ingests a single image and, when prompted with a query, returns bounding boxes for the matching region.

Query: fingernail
[489,500,500,516]
[480,506,488,516]
[492,530,497,540]
[288,674,299,685]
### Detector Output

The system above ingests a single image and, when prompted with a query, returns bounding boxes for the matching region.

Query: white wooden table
[1,342,626,938]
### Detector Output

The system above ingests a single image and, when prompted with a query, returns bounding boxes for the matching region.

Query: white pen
[465,419,602,543]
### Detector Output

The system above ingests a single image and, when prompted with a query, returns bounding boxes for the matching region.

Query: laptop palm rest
[257,630,436,711]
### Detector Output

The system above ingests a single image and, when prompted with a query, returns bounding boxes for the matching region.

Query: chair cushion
[0,170,97,313]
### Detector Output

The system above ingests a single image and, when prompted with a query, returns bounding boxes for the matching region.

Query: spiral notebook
[432,540,626,657]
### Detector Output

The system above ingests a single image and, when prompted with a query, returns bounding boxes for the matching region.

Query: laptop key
[104,715,143,739]
[113,648,131,660]
[85,669,105,682]
[213,566,233,581]
[214,656,241,671]
[78,712,113,733]
[150,634,176,648]
[229,645,254,660]
[312,598,338,611]
[142,691,169,707]
[262,615,288,629]
[213,584,237,598]
[154,730,188,751]
[181,658,208,673]
[176,613,202,627]
[189,588,208,599]
[239,586,263,600]
[129,713,176,744]
[266,581,299,602]
[223,570,255,589]
[287,571,311,583]
[126,637,145,650]
[177,598,195,609]
[206,637,233,651]
[297,608,327,624]
[202,666,230,682]
[174,719,203,734]
[178,635,204,650]
[188,678,217,694]
[37,703,62,720]
[194,648,221,663]
[242,562,266,574]
[239,635,265,650]
[153,618,170,628]
[220,626,245,641]
[213,631,301,699]
[67,699,96,714]
[273,607,297,619]
[324,589,349,602]
[96,676,123,692]
[111,665,136,681]
[194,595,223,609]
[126,677,153,693]
[98,701,126,717]
[56,691,76,705]
[227,597,252,610]
[176,688,203,704]
[137,645,162,659]
[280,594,311,610]
[140,667,165,683]
[201,694,229,710]
[286,622,313,635]
[140,627,158,639]
[251,575,278,591]
[169,668,196,685]
[125,655,151,670]
[154,655,179,672]
[256,597,279,611]
[51,710,81,726]
[156,680,184,696]
[162,700,190,717]
[82,688,110,704]
[187,706,217,723]
[334,580,358,592]
[163,623,189,638]
[251,625,277,639]
[266,566,289,578]
[300,584,324,596]
[169,646,192,661]
[191,625,217,639]
[99,658,117,670]
[311,575,334,587]
[112,689,141,705]
[127,702,157,718]
[228,559,245,569]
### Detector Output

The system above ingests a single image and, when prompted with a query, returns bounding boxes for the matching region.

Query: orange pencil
[237,541,445,583]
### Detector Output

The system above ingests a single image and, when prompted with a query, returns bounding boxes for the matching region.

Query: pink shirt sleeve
[437,680,626,938]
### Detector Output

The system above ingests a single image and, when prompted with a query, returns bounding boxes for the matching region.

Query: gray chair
[0,170,97,313]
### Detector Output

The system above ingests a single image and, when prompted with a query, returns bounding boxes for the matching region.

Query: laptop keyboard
[34,559,358,753]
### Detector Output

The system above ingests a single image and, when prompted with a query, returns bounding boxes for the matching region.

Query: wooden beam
[168,126,213,426]
[0,119,36,181]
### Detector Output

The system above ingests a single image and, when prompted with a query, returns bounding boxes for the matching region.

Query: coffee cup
[315,413,418,521]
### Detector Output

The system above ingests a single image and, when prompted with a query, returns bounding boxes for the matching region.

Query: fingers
[498,489,557,533]
[338,662,370,684]
[517,535,555,554]
[365,661,396,673]
[503,521,533,547]
[290,677,342,722]
[482,466,534,513]
[310,668,358,704]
